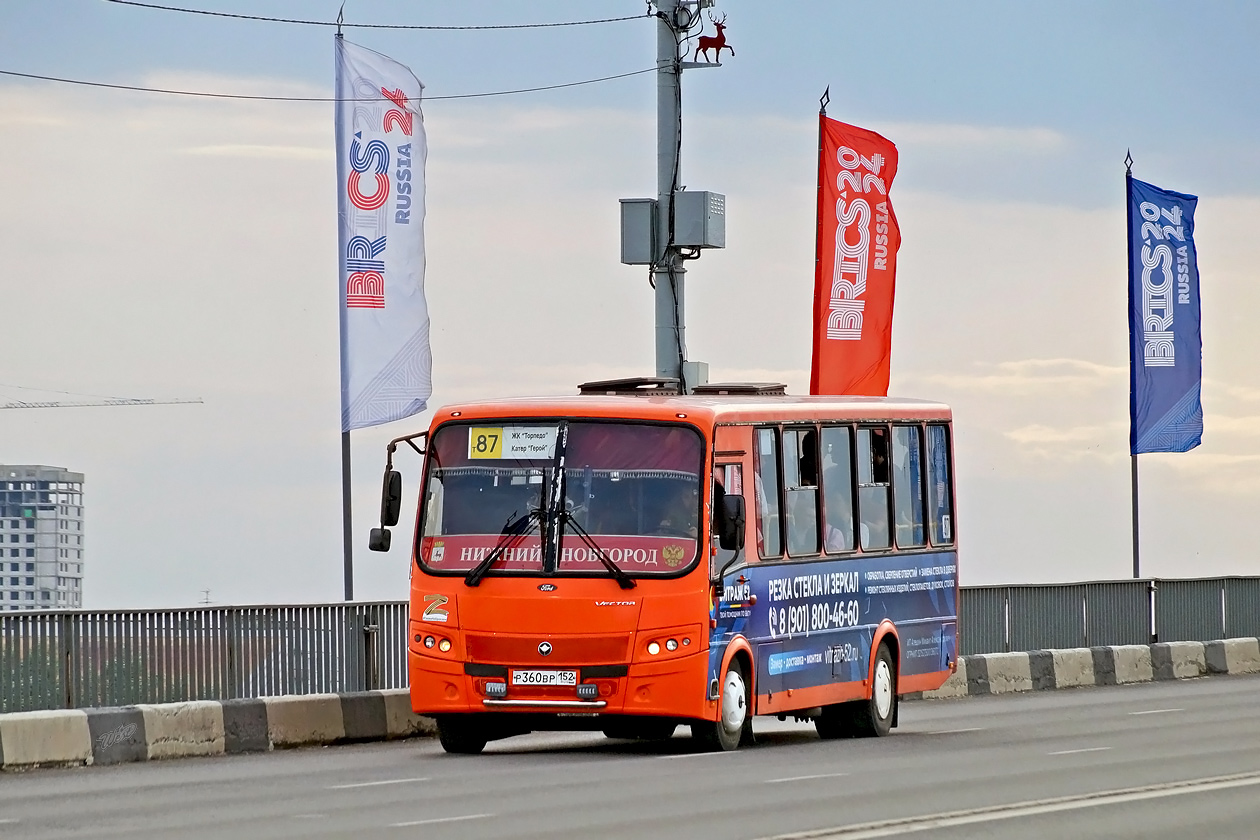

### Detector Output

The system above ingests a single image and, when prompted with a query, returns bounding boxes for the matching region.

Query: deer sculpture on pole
[693,12,734,63]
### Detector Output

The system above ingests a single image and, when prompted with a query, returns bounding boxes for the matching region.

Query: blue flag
[1128,177,1202,454]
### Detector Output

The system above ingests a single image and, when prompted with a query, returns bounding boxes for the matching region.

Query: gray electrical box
[674,191,725,249]
[620,198,657,265]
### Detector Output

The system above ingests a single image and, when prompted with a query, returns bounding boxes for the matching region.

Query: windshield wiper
[561,512,636,590]
[464,510,539,587]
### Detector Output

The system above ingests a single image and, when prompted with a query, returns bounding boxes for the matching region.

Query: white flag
[335,37,431,431]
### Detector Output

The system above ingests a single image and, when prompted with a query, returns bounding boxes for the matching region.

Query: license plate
[511,669,577,687]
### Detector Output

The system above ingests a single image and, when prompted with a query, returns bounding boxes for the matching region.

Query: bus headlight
[647,642,661,655]
[666,639,679,651]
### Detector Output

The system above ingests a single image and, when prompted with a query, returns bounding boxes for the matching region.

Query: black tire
[437,716,488,755]
[851,642,897,738]
[814,701,858,740]
[691,659,750,752]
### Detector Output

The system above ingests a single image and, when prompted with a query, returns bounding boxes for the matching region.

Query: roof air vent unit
[577,377,681,396]
[690,382,787,396]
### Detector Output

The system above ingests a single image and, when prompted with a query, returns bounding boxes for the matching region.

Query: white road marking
[0,820,20,825]
[766,773,850,784]
[752,771,1260,839]
[327,777,429,790]
[290,814,327,819]
[1130,708,1184,716]
[925,727,982,735]
[390,814,493,828]
[1048,747,1112,756]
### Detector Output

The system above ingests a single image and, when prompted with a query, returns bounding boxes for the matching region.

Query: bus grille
[466,634,631,664]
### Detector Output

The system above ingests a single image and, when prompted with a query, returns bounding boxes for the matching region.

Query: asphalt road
[1,675,1258,839]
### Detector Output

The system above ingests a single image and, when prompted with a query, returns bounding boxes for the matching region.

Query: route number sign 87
[468,427,503,459]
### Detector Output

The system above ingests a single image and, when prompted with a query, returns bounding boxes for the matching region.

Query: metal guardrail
[958,576,1260,655]
[0,602,408,714]
[2,577,1257,713]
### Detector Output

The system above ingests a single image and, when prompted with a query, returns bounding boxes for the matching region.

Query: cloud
[882,122,1069,153]
[916,358,1125,395]
[182,144,329,160]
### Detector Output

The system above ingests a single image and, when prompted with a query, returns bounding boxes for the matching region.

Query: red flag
[810,115,901,396]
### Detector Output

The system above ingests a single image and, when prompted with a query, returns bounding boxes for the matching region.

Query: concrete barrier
[1111,644,1155,684]
[921,658,968,700]
[264,694,346,748]
[1051,648,1096,689]
[975,652,1033,694]
[0,710,92,769]
[3,637,1259,771]
[138,700,225,760]
[1153,641,1207,680]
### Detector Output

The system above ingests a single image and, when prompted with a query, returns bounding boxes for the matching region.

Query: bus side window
[857,427,891,550]
[820,426,854,553]
[712,464,743,575]
[926,424,954,544]
[422,477,444,537]
[892,425,926,548]
[754,428,782,558]
[783,428,820,557]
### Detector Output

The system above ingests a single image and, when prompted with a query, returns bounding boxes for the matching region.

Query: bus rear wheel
[436,716,488,754]
[692,659,750,751]
[853,642,897,737]
[815,642,897,740]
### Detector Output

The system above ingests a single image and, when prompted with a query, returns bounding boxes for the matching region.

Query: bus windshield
[418,421,704,577]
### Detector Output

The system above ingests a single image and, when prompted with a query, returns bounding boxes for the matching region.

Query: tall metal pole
[1125,151,1140,580]
[654,0,686,387]
[341,431,354,599]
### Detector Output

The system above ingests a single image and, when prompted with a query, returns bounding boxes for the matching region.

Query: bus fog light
[647,642,660,655]
[666,639,678,651]
[576,684,599,700]
[485,681,507,698]
[423,636,436,648]
[438,638,452,652]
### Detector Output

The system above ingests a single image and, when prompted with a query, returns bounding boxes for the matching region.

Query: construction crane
[0,397,202,410]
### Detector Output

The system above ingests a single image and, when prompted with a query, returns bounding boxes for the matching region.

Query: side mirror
[368,527,392,552]
[380,469,403,527]
[718,494,745,551]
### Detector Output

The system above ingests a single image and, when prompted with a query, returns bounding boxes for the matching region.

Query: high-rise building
[0,465,84,610]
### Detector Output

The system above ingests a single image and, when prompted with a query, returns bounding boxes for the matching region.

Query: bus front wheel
[692,659,750,751]
[436,716,488,755]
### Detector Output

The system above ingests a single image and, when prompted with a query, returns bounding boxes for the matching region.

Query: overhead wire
[0,67,657,102]
[103,0,649,30]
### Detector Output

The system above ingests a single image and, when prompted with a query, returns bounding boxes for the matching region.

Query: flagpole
[809,87,829,395]
[342,431,354,599]
[336,17,354,601]
[1125,150,1140,580]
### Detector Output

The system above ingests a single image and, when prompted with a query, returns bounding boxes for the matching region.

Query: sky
[1,0,1258,608]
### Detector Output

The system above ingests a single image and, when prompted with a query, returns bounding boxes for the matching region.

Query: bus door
[707,425,753,699]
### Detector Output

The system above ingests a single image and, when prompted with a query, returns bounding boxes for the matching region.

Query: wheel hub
[721,670,746,733]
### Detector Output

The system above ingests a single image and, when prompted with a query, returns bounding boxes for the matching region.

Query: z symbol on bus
[422,594,449,623]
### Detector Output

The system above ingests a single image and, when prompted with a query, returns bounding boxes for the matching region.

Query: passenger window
[892,425,926,548]
[754,428,782,557]
[783,428,820,556]
[856,427,890,550]
[712,463,743,575]
[926,424,954,544]
[820,426,854,553]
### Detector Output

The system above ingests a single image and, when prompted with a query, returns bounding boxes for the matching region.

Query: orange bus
[369,379,959,753]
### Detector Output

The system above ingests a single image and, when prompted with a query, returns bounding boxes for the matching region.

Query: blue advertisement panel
[707,552,958,698]
[1128,177,1202,454]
